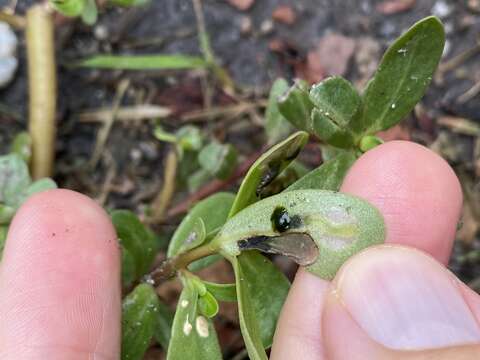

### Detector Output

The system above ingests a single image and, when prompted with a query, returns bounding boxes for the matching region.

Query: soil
[1,0,480,358]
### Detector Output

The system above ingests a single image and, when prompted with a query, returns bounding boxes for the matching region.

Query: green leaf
[361,16,445,134]
[286,152,356,192]
[0,225,7,259]
[238,251,289,348]
[79,55,208,70]
[230,255,267,360]
[359,135,384,152]
[278,80,315,132]
[309,76,361,148]
[81,0,98,25]
[0,154,31,207]
[198,291,219,318]
[154,300,174,350]
[178,218,207,255]
[309,77,361,128]
[198,142,237,180]
[265,78,293,144]
[214,189,385,280]
[50,0,85,17]
[121,284,160,360]
[228,131,309,218]
[121,248,136,288]
[167,192,235,258]
[167,279,222,360]
[175,126,204,152]
[21,178,57,201]
[0,205,15,225]
[203,281,237,302]
[111,210,157,280]
[10,132,32,163]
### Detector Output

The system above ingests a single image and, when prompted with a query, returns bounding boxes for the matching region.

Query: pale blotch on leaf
[195,316,209,338]
[181,300,189,308]
[183,317,193,336]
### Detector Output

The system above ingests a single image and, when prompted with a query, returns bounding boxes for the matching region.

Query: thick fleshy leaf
[167,192,235,258]
[167,279,222,360]
[203,281,237,302]
[50,0,85,17]
[198,291,219,318]
[0,205,15,225]
[154,300,175,350]
[309,77,361,148]
[359,135,384,152]
[277,80,314,132]
[10,132,32,163]
[121,248,136,288]
[286,152,356,192]
[111,210,157,280]
[361,16,445,134]
[79,55,207,70]
[309,77,362,128]
[121,284,160,360]
[0,225,7,259]
[198,142,237,180]
[230,255,267,360]
[0,154,31,207]
[265,78,293,144]
[214,190,385,280]
[178,218,207,255]
[81,0,98,25]
[228,131,309,218]
[238,251,289,348]
[20,178,57,202]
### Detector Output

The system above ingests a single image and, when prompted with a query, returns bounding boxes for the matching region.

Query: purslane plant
[114,16,445,360]
[0,15,445,360]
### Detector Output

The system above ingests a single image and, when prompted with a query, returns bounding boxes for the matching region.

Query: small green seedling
[0,132,57,258]
[49,0,149,25]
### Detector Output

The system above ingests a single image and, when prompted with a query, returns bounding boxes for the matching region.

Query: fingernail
[334,246,480,350]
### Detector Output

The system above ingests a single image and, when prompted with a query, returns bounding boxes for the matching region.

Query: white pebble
[432,0,451,18]
[0,22,17,58]
[0,22,18,88]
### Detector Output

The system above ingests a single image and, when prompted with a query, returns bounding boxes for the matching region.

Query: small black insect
[271,206,291,233]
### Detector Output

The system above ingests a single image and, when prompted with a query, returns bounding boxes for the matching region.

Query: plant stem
[149,147,178,223]
[26,5,56,179]
[0,11,25,29]
[149,243,216,285]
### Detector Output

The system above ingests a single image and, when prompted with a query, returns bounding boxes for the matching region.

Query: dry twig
[26,5,56,179]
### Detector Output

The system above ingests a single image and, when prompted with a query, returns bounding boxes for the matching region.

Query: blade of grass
[78,54,208,70]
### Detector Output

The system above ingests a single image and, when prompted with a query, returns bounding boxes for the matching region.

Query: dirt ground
[1,0,480,358]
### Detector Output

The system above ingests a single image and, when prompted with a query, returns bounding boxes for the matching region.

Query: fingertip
[0,189,121,358]
[271,268,329,360]
[341,141,462,264]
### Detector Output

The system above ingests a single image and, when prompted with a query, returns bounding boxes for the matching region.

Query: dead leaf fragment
[227,0,255,11]
[272,5,297,25]
[376,0,416,14]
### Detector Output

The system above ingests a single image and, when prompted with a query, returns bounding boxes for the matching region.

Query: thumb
[323,245,480,360]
